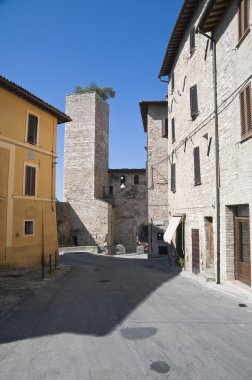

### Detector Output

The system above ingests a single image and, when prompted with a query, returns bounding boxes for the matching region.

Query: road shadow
[0,253,181,344]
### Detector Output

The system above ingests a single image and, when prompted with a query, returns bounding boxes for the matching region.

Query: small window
[240,82,252,140]
[171,72,175,92]
[172,118,175,143]
[190,85,199,119]
[109,186,113,195]
[24,220,34,236]
[238,0,250,41]
[25,165,36,196]
[120,175,126,189]
[161,118,168,138]
[134,175,139,185]
[157,232,164,241]
[171,163,176,193]
[190,27,195,54]
[194,146,201,185]
[27,114,38,145]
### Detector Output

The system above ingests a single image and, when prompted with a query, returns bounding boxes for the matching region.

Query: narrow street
[0,253,252,380]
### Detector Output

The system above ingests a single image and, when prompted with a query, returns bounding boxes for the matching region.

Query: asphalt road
[0,253,252,380]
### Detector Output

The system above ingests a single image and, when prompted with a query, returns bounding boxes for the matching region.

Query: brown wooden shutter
[27,114,38,144]
[246,84,252,134]
[239,0,250,40]
[172,118,175,143]
[171,163,176,193]
[240,83,252,139]
[25,166,36,195]
[190,85,198,119]
[192,229,200,274]
[194,146,201,185]
[161,118,168,138]
[190,27,195,54]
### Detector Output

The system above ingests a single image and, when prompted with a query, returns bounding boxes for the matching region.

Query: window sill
[190,48,195,57]
[172,139,176,144]
[236,28,250,49]
[240,133,252,144]
[194,182,201,187]
[191,112,199,121]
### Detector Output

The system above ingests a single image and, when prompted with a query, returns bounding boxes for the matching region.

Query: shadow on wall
[56,202,97,247]
[0,252,181,344]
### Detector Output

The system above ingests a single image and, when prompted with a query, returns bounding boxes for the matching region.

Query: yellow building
[0,76,71,267]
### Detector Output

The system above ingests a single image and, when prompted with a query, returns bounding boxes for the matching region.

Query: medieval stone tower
[62,92,113,249]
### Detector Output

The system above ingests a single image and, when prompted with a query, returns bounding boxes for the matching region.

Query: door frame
[236,216,251,286]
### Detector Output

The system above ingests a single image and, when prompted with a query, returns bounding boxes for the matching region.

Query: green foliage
[75,83,116,101]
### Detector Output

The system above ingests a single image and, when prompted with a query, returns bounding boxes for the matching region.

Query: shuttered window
[161,118,168,138]
[238,0,250,41]
[240,83,252,140]
[172,118,175,143]
[190,27,195,54]
[25,165,36,196]
[190,85,199,119]
[27,114,38,145]
[171,163,176,193]
[171,72,175,92]
[193,146,201,185]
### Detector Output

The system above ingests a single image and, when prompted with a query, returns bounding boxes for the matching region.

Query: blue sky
[0,0,183,200]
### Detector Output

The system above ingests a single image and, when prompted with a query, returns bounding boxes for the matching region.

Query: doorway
[236,217,251,286]
[205,217,214,271]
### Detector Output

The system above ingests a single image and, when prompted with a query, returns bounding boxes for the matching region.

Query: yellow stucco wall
[0,87,59,267]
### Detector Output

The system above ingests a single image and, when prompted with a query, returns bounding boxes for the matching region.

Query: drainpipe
[196,28,220,284]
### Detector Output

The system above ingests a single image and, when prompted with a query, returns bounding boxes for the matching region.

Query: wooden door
[236,217,251,286]
[209,220,214,265]
[192,229,200,274]
[0,147,9,264]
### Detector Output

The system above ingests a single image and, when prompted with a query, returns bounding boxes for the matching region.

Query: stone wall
[63,92,112,250]
[166,1,216,276]
[142,102,169,258]
[107,169,147,253]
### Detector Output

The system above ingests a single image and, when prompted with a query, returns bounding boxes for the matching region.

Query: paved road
[0,253,252,380]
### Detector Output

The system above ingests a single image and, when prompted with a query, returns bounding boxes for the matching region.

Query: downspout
[196,28,220,284]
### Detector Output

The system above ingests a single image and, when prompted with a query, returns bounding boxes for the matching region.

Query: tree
[75,83,116,101]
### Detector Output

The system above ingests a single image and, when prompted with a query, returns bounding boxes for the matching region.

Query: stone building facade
[139,101,169,258]
[157,0,252,288]
[108,169,147,252]
[57,92,147,253]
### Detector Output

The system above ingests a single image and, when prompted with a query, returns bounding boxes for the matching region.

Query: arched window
[134,175,139,185]
[120,175,126,189]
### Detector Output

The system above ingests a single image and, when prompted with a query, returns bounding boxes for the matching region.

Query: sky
[0,0,184,200]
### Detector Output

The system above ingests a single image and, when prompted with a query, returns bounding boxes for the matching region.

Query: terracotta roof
[159,0,200,78]
[139,100,168,132]
[198,0,231,32]
[0,75,71,124]
[108,168,146,173]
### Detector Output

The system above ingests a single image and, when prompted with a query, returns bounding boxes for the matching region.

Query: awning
[164,216,182,244]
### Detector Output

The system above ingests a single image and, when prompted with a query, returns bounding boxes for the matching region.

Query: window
[120,175,126,189]
[161,118,168,138]
[109,186,113,195]
[172,118,175,143]
[194,146,201,185]
[171,72,175,92]
[190,27,195,54]
[25,165,36,196]
[24,220,34,236]
[27,113,38,145]
[171,163,176,193]
[190,85,199,119]
[157,232,164,241]
[240,82,252,140]
[134,175,139,185]
[238,0,250,41]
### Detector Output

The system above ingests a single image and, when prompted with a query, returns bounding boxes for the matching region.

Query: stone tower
[63,92,113,249]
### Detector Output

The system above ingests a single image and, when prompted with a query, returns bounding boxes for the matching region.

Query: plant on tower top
[75,83,116,101]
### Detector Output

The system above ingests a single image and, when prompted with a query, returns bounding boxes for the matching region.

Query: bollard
[54,252,57,270]
[49,254,52,274]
